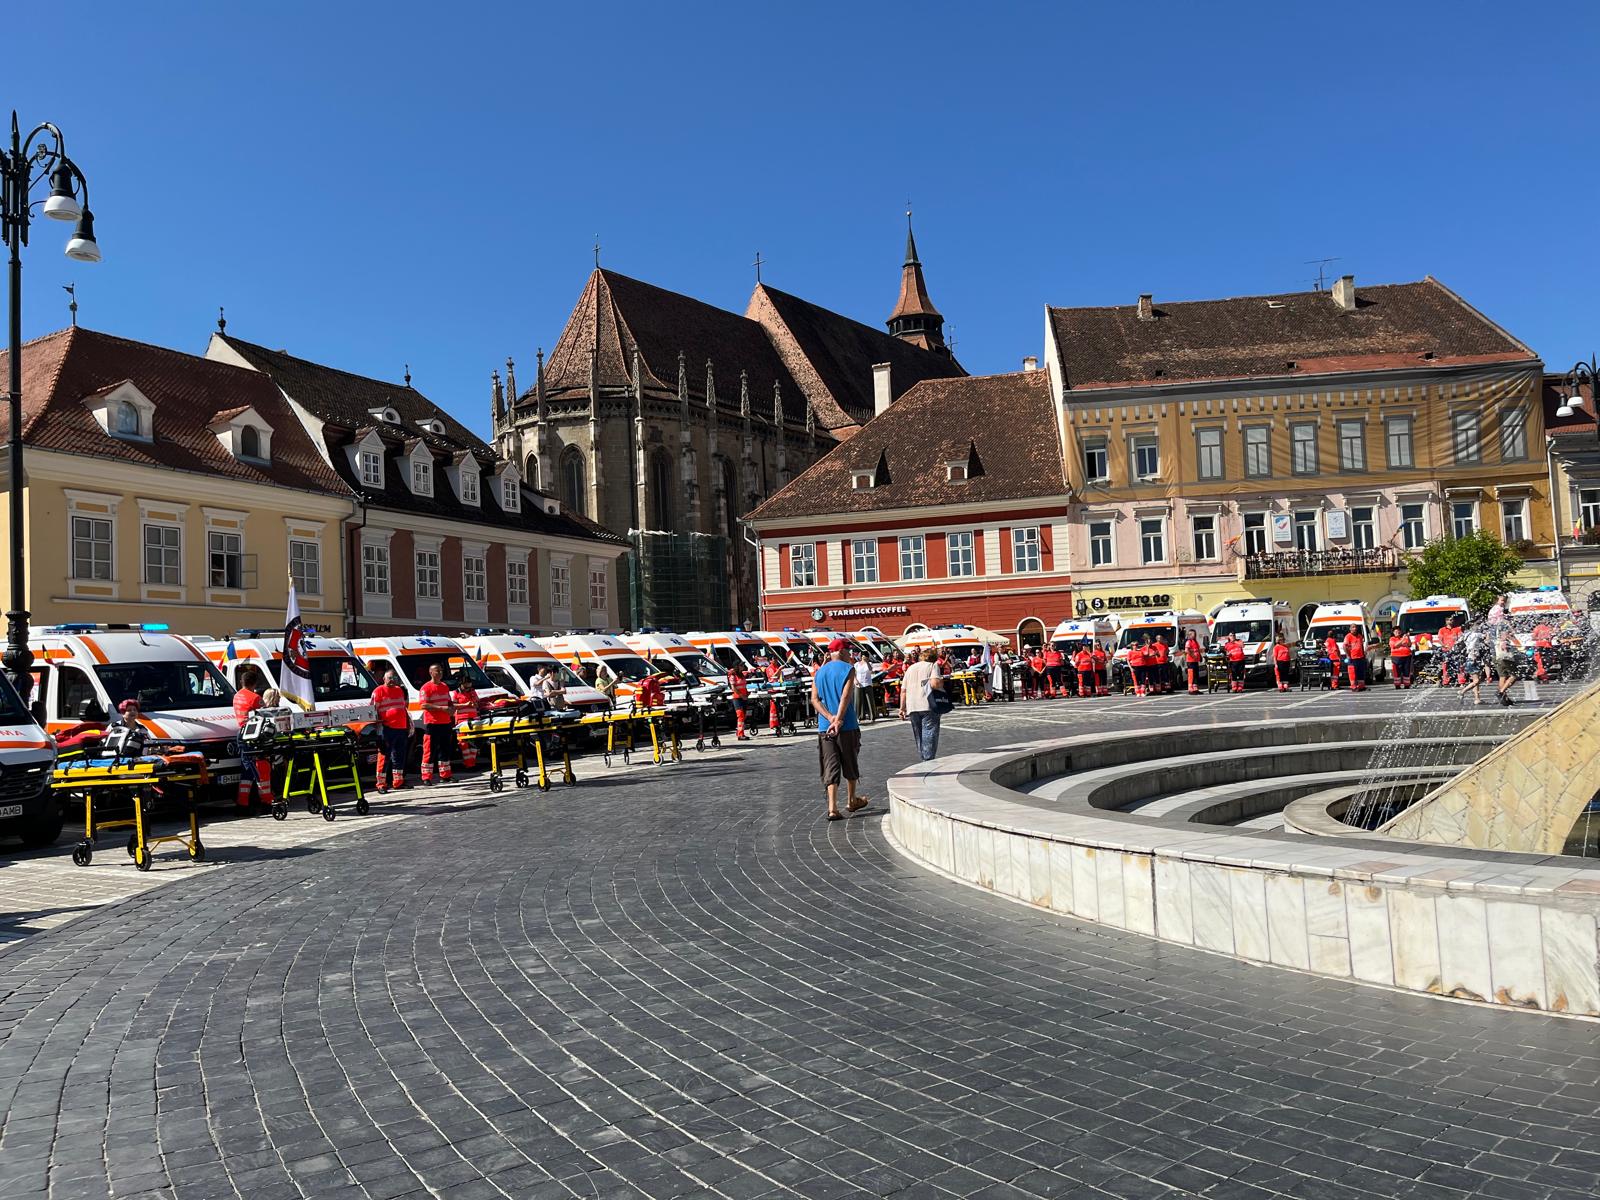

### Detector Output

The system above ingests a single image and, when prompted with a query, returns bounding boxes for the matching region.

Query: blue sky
[11,1,1598,437]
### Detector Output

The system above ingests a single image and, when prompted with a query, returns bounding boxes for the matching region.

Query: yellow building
[1045,276,1553,629]
[0,327,354,636]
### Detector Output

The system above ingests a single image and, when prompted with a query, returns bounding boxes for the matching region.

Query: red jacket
[1273,643,1292,663]
[1323,636,1342,661]
[373,683,410,730]
[1224,640,1245,662]
[728,669,749,699]
[1074,649,1093,673]
[1343,632,1366,660]
[1389,634,1412,657]
[232,687,263,725]
[419,680,453,725]
[1183,637,1202,663]
[1043,648,1064,668]
[451,687,480,723]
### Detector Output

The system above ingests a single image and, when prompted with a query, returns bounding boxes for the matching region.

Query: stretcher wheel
[564,772,577,787]
[71,842,92,867]
[537,777,551,792]
[355,797,370,816]
[602,752,612,767]
[515,770,529,789]
[271,800,288,821]
[133,844,151,872]
[188,841,205,863]
[306,798,319,815]
[322,805,337,822]
[127,833,139,858]
[488,775,504,793]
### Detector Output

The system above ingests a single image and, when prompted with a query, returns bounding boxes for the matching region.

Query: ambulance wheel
[127,833,139,858]
[271,800,288,821]
[71,842,92,867]
[322,805,337,822]
[515,770,529,789]
[355,797,370,816]
[488,775,504,793]
[188,840,205,863]
[133,844,151,872]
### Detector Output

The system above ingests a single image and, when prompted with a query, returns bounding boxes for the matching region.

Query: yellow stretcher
[276,727,366,822]
[52,748,211,870]
[458,705,582,792]
[585,705,686,767]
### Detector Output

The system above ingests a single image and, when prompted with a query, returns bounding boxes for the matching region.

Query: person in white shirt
[853,652,875,721]
[898,647,945,760]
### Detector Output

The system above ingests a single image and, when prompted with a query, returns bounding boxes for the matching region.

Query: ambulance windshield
[395,654,493,691]
[1397,609,1460,636]
[599,655,656,682]
[665,651,722,679]
[516,661,586,691]
[1303,624,1355,648]
[94,660,234,711]
[272,654,378,702]
[1213,618,1273,644]
[1116,625,1175,651]
[0,671,31,724]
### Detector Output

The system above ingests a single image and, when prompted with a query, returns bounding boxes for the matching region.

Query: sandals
[827,811,844,822]
[846,797,871,814]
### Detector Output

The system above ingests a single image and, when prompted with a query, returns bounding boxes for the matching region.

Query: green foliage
[1401,530,1525,613]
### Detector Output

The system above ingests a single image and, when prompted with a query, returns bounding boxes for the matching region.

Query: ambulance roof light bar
[39,622,169,633]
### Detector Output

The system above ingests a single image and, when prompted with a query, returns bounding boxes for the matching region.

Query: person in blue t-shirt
[812,638,869,821]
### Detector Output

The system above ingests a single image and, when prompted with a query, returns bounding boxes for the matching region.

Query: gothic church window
[560,449,586,517]
[649,451,674,530]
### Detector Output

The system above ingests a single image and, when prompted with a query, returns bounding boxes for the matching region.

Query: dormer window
[240,426,263,460]
[367,405,402,424]
[359,450,382,486]
[412,458,433,496]
[115,400,140,436]
[418,418,445,435]
[208,402,273,464]
[945,461,968,483]
[500,469,521,512]
[87,381,155,442]
[461,471,479,505]
[851,470,875,490]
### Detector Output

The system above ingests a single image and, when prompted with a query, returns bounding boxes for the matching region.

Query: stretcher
[241,713,368,821]
[749,681,802,737]
[948,669,985,706]
[458,702,582,791]
[53,731,211,870]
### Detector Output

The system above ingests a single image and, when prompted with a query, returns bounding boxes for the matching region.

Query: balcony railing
[1243,546,1398,579]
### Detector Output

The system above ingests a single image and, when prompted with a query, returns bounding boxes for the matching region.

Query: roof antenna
[64,283,77,327]
[216,305,226,333]
[753,250,765,284]
[1305,257,1340,292]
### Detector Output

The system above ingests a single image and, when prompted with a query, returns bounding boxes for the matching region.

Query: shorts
[817,728,862,786]
[1495,657,1517,682]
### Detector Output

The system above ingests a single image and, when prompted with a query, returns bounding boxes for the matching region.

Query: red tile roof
[748,371,1066,522]
[4,327,346,495]
[1048,277,1535,390]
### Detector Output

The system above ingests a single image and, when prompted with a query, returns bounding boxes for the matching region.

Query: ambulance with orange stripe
[28,624,242,798]
[536,633,661,713]
[457,634,611,717]
[193,632,378,727]
[348,635,512,731]
[0,667,60,848]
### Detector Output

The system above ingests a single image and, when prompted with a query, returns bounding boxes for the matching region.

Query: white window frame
[1132,435,1160,481]
[359,449,383,488]
[501,472,521,512]
[1452,411,1482,465]
[1290,422,1319,475]
[1338,419,1366,471]
[1500,407,1528,462]
[1243,425,1271,478]
[899,534,926,581]
[1451,500,1479,539]
[289,538,321,596]
[462,553,487,604]
[142,522,182,586]
[789,542,817,588]
[551,558,572,612]
[588,564,608,616]
[1083,438,1108,483]
[415,548,442,599]
[72,514,114,582]
[947,531,975,578]
[1088,519,1114,567]
[1580,488,1600,531]
[362,543,390,595]
[1195,428,1224,481]
[460,470,480,505]
[1010,527,1041,573]
[851,538,878,584]
[411,455,434,497]
[1386,416,1414,469]
[1501,498,1527,543]
[1191,514,1217,562]
[1138,516,1166,565]
[1401,502,1427,549]
[506,558,529,607]
[207,529,244,591]
[1351,506,1376,551]
[1243,511,1267,556]
[1293,509,1320,551]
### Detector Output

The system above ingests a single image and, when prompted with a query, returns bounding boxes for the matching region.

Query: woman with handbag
[899,646,948,761]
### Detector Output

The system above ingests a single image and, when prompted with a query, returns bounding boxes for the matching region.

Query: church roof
[747,370,1066,522]
[1048,277,1535,391]
[887,226,942,324]
[538,269,810,423]
[747,284,966,431]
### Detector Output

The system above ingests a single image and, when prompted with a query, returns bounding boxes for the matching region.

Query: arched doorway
[1017,617,1047,651]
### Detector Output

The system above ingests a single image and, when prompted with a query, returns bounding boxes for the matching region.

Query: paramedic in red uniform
[372,670,410,791]
[451,670,481,769]
[419,663,457,783]
[1074,645,1094,698]
[1437,618,1462,686]
[232,664,274,813]
[1027,649,1045,698]
[1389,630,1414,689]
[1091,642,1109,695]
[1042,644,1065,697]
[1323,632,1343,690]
[1224,633,1247,692]
[1531,621,1555,681]
[1152,636,1171,694]
[1342,627,1368,691]
[1272,635,1293,692]
[728,663,751,739]
[1183,633,1203,694]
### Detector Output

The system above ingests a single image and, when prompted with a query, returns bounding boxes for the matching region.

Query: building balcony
[1243,546,1398,580]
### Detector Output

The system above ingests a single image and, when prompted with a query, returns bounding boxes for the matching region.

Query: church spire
[887,208,948,356]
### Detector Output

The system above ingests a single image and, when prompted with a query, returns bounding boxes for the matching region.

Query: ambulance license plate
[214,773,239,786]
[0,804,22,819]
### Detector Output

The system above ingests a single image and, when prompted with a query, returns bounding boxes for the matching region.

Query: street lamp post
[1554,356,1598,429]
[0,113,100,700]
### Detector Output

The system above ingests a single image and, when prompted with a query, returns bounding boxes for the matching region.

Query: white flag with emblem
[281,579,316,711]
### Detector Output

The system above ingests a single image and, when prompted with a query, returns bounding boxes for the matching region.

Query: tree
[1401,531,1524,614]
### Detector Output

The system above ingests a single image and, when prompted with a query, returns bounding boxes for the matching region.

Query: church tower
[886,213,948,356]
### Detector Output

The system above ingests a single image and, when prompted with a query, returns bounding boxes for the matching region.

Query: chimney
[1136,294,1154,321]
[1331,274,1356,312]
[872,362,892,417]
[1022,355,1038,372]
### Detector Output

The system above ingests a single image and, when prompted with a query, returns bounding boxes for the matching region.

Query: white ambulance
[1048,617,1116,654]
[686,629,773,674]
[194,632,377,726]
[618,632,730,714]
[0,669,60,848]
[1392,596,1470,668]
[1506,587,1577,650]
[1109,609,1210,689]
[458,634,611,716]
[1300,600,1386,681]
[1208,599,1295,684]
[348,635,511,729]
[849,628,900,664]
[749,629,821,675]
[29,624,241,797]
[899,624,991,666]
[538,633,663,712]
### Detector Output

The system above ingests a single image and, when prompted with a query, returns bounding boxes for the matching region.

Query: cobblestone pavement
[3,689,1599,1200]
